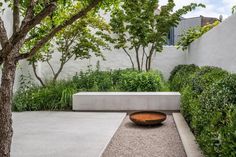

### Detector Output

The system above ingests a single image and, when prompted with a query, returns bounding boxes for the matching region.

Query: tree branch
[32,61,45,86]
[0,17,8,48]
[13,0,20,34]
[16,0,102,60]
[46,60,56,76]
[21,0,36,28]
[0,50,3,66]
[123,48,134,70]
[11,1,57,45]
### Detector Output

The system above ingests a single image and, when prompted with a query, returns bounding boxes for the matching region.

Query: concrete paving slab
[11,112,126,157]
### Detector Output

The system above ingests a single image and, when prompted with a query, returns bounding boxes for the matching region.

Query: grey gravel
[102,115,186,157]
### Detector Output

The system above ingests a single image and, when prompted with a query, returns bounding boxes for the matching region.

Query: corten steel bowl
[129,111,167,126]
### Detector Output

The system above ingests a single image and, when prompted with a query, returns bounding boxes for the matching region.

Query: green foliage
[196,74,236,157]
[119,70,165,92]
[177,21,220,50]
[13,69,168,111]
[13,80,76,111]
[169,64,236,156]
[181,66,229,124]
[232,5,236,14]
[110,0,204,71]
[25,7,112,85]
[169,64,199,91]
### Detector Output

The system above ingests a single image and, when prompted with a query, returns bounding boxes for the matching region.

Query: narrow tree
[28,12,111,86]
[0,0,115,156]
[110,0,205,71]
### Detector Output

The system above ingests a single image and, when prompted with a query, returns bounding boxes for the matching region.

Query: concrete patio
[11,112,126,157]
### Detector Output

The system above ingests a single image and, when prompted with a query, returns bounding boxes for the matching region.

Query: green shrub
[13,69,168,111]
[196,74,236,156]
[169,64,199,91]
[13,81,76,111]
[181,66,229,124]
[119,70,165,91]
[170,64,235,157]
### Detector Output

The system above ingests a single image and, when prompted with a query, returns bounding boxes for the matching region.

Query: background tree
[232,5,236,14]
[110,0,205,71]
[0,0,116,156]
[27,12,111,86]
[177,21,220,51]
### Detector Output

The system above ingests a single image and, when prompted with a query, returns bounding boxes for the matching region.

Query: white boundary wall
[36,46,186,81]
[187,14,236,73]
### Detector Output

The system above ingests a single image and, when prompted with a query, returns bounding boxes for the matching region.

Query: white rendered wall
[37,46,186,82]
[187,14,236,73]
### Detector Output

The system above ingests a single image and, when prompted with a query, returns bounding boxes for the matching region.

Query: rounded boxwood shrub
[194,74,236,156]
[181,66,229,124]
[170,65,235,156]
[169,64,199,91]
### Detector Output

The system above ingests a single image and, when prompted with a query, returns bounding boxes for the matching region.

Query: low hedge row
[13,69,167,111]
[169,64,236,157]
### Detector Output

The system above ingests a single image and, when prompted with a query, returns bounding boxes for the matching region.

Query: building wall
[187,14,236,74]
[174,17,202,44]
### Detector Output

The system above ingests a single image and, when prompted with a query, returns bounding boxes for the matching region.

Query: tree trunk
[0,57,17,157]
[32,62,45,87]
[135,47,141,71]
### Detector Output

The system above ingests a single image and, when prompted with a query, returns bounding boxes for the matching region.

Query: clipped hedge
[169,64,199,91]
[13,69,167,111]
[169,65,236,157]
[181,66,229,123]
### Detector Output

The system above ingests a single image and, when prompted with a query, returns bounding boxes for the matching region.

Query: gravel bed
[102,115,186,157]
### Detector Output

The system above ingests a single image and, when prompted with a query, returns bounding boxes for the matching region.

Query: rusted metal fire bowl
[129,111,167,126]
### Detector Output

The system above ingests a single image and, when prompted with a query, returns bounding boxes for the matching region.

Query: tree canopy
[110,0,205,71]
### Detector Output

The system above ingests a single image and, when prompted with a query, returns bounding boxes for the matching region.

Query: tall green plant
[110,0,204,71]
[29,12,112,86]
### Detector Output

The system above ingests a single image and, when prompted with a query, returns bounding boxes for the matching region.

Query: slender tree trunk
[53,62,65,82]
[0,56,17,157]
[141,47,146,71]
[32,62,45,87]
[122,48,134,70]
[135,47,141,71]
[145,56,149,71]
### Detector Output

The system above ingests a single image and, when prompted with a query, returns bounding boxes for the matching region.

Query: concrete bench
[73,92,180,111]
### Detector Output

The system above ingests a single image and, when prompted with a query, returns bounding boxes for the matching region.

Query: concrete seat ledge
[73,92,181,111]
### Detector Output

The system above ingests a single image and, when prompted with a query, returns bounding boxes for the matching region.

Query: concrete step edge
[173,113,204,157]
